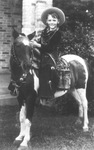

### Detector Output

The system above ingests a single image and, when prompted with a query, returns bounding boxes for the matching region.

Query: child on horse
[32,7,70,87]
[32,7,65,57]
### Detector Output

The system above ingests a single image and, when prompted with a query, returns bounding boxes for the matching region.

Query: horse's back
[62,54,88,77]
[62,54,88,89]
[62,54,86,65]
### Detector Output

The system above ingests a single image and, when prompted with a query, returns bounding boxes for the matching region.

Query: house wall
[0,0,22,73]
[0,0,52,73]
[22,0,53,35]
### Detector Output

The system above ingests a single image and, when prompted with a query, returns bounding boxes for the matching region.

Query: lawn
[0,105,94,150]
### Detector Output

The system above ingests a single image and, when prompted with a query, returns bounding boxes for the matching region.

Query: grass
[0,105,94,150]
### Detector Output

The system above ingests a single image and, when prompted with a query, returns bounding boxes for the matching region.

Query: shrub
[53,0,94,114]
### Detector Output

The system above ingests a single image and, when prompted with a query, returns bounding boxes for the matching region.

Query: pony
[8,29,89,149]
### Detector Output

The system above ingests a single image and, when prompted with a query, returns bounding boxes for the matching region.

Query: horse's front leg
[15,105,26,143]
[19,93,36,148]
[20,118,31,147]
[15,104,32,148]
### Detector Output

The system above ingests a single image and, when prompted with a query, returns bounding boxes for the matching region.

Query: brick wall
[0,0,22,73]
[0,0,52,73]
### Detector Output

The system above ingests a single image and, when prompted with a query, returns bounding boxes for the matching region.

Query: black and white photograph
[0,0,94,149]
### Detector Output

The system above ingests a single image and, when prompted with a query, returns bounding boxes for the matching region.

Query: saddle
[39,53,71,99]
[56,56,71,89]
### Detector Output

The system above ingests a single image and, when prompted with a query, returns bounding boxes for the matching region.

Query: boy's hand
[30,40,41,48]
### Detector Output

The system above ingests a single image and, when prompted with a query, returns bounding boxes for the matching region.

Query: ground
[0,105,94,150]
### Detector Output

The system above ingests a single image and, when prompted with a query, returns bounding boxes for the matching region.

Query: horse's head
[12,29,35,73]
[8,29,36,94]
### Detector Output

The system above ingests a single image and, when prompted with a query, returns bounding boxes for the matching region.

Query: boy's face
[46,14,59,30]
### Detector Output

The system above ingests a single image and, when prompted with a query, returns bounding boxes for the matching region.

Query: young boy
[32,7,65,59]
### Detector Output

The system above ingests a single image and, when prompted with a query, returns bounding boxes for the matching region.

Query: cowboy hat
[41,7,65,26]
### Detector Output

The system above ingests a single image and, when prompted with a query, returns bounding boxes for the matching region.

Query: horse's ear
[12,28,19,39]
[27,31,36,40]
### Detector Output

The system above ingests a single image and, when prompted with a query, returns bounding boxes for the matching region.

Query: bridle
[11,44,21,66]
[9,31,38,95]
[10,37,34,91]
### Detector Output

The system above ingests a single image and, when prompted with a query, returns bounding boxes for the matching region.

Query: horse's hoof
[18,146,28,150]
[83,127,89,132]
[13,140,22,147]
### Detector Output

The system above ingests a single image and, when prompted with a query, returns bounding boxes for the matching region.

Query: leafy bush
[53,0,94,114]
